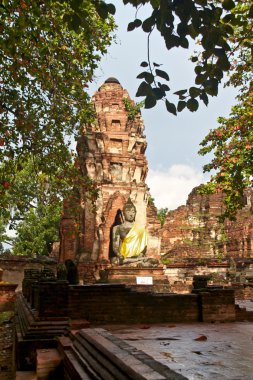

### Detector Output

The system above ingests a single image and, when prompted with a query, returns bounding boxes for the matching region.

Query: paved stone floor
[107,321,253,380]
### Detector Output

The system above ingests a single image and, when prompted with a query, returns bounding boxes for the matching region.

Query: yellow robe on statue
[120,223,147,258]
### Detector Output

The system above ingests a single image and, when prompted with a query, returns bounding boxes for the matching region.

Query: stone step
[15,293,69,371]
[36,348,62,380]
[58,328,187,380]
[16,293,69,341]
[15,371,37,380]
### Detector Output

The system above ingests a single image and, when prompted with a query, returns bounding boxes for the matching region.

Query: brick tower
[59,78,160,263]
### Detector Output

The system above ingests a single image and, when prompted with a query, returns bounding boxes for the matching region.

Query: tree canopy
[199,87,253,219]
[198,1,252,219]
[0,0,115,229]
[124,0,253,114]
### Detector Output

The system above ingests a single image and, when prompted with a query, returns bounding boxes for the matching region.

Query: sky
[88,2,238,210]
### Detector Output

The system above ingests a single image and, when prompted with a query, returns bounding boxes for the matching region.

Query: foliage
[157,207,168,226]
[124,0,253,114]
[199,86,253,219]
[12,203,61,256]
[0,216,12,253]
[198,1,252,219]
[1,157,64,255]
[1,156,92,255]
[123,98,144,120]
[0,0,115,214]
[0,311,13,325]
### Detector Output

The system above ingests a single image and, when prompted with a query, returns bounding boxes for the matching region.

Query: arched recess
[99,191,128,261]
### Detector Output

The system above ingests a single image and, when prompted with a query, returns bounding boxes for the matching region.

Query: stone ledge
[58,328,187,380]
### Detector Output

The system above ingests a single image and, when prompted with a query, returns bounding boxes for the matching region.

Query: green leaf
[127,22,136,31]
[195,74,206,85]
[155,69,170,81]
[189,87,201,98]
[136,81,152,97]
[165,100,177,115]
[217,56,230,71]
[152,88,165,100]
[223,24,234,36]
[137,71,154,84]
[177,101,186,112]
[151,0,160,7]
[160,84,170,92]
[140,61,149,67]
[200,92,209,106]
[180,37,189,49]
[96,2,108,19]
[249,5,253,18]
[187,24,199,39]
[213,68,223,81]
[214,48,226,57]
[195,0,207,5]
[222,0,235,11]
[134,19,142,28]
[71,14,82,32]
[187,98,199,112]
[153,62,161,67]
[204,79,219,96]
[145,95,157,108]
[194,66,202,75]
[142,16,155,33]
[191,56,198,63]
[107,3,116,15]
[174,89,187,96]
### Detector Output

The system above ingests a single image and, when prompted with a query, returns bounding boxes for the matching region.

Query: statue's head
[123,198,136,222]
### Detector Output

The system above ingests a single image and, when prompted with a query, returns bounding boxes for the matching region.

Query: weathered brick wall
[194,288,236,322]
[160,186,253,260]
[27,281,236,325]
[234,284,253,300]
[67,284,200,324]
[35,281,69,318]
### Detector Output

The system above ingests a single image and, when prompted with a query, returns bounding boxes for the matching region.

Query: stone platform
[58,328,186,379]
[15,293,69,370]
[107,265,170,289]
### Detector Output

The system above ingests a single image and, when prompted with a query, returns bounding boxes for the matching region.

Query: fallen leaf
[194,335,207,341]
[160,352,175,361]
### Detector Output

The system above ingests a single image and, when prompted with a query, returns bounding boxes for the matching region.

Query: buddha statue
[112,198,147,265]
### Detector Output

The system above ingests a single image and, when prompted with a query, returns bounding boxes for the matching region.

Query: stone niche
[59,77,161,264]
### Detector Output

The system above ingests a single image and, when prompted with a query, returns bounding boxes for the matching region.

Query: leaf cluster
[12,203,62,256]
[199,86,253,219]
[157,207,168,226]
[123,98,144,120]
[0,0,115,213]
[125,0,252,114]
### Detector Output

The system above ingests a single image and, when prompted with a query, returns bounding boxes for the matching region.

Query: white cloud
[147,164,209,210]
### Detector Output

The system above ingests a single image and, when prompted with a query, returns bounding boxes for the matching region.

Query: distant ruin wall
[160,187,253,260]
[0,256,57,291]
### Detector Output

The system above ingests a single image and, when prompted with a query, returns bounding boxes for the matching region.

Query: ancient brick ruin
[58,78,253,271]
[59,77,160,265]
[160,186,253,261]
